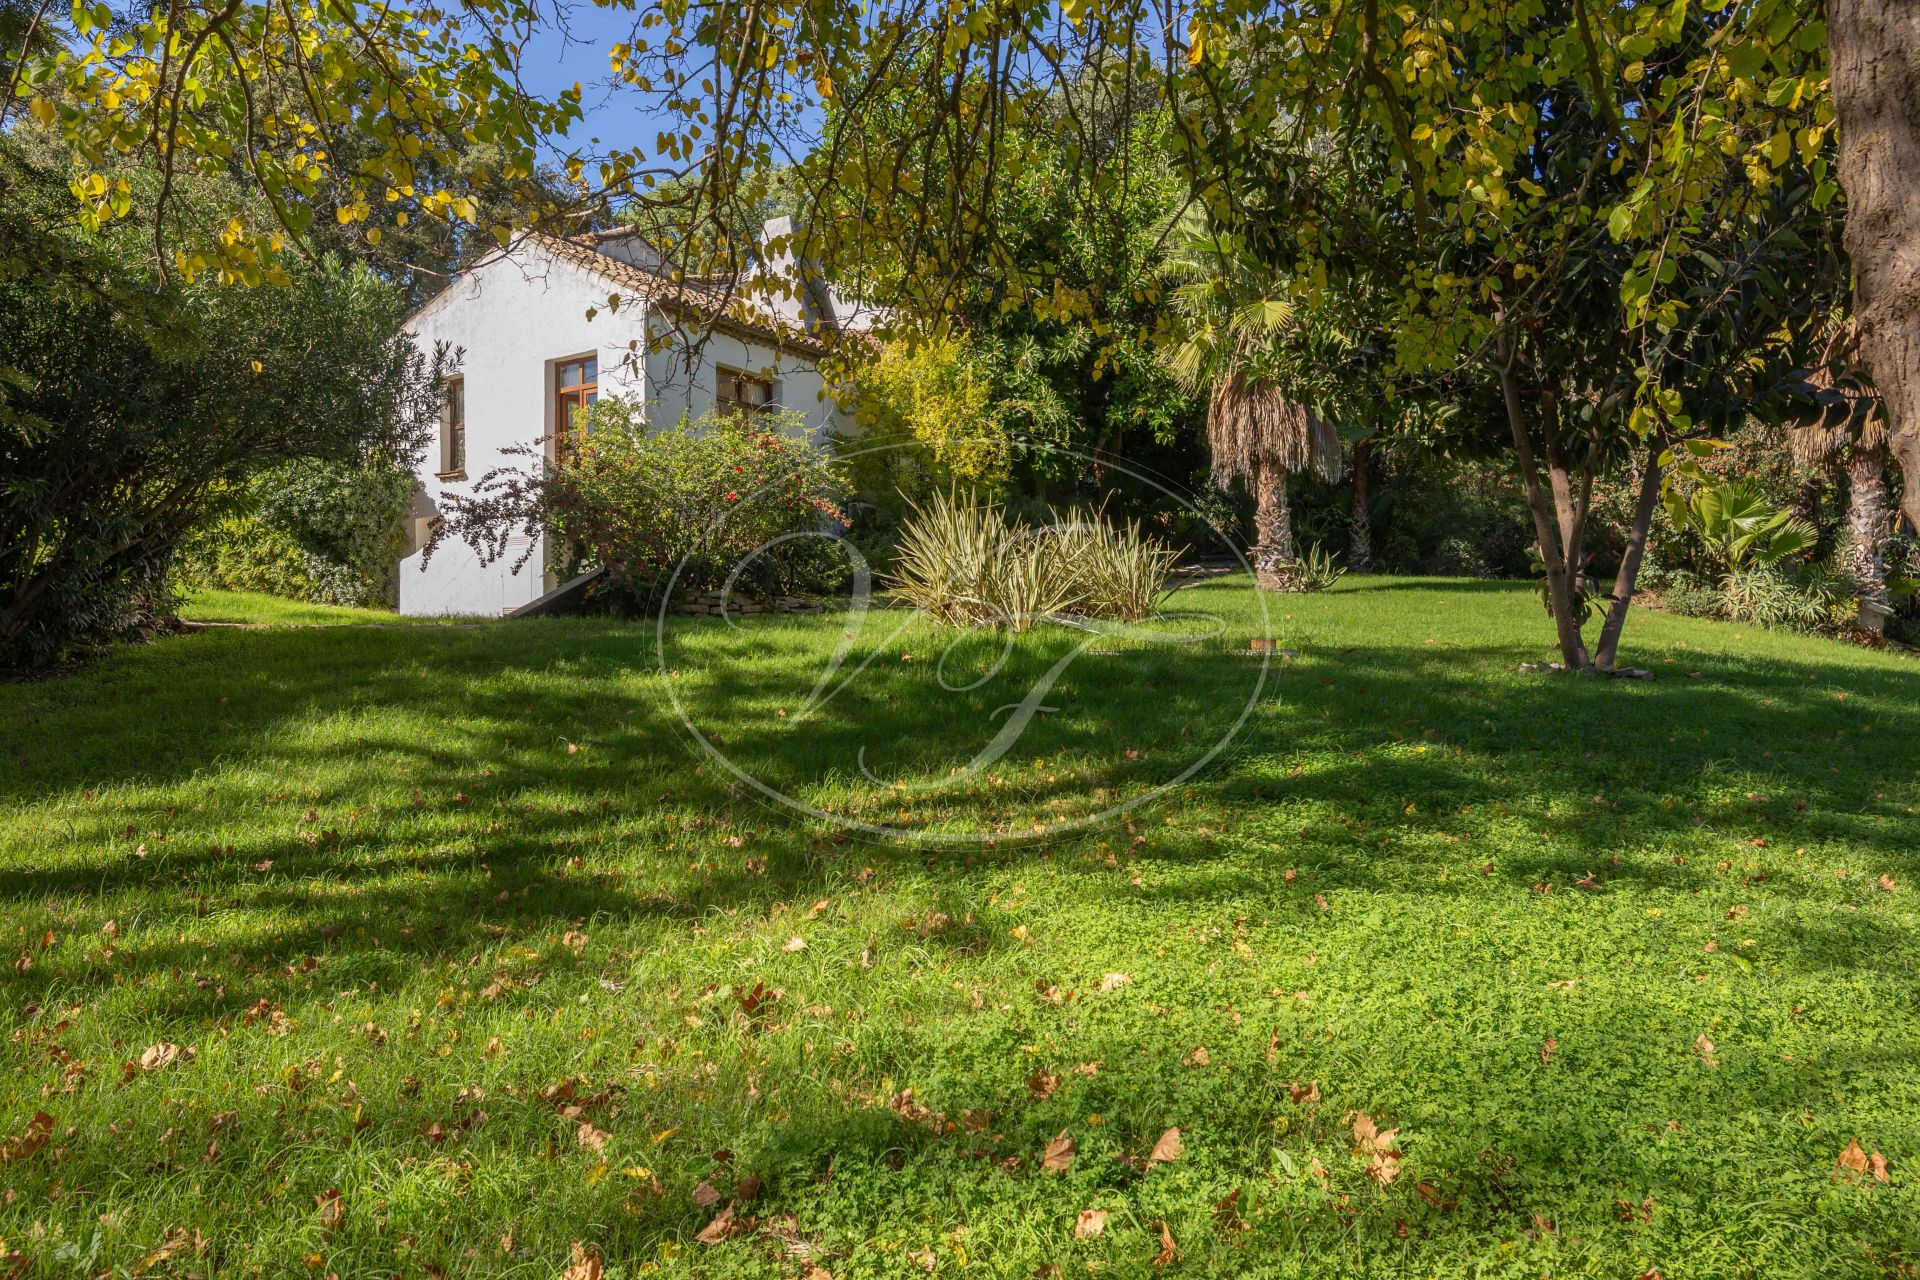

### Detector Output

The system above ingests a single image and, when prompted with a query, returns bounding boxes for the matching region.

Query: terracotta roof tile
[522,230,831,359]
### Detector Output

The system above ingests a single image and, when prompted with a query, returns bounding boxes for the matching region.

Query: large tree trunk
[1845,448,1895,633]
[1250,458,1298,591]
[1593,440,1663,671]
[1830,0,1920,535]
[1494,342,1592,669]
[1347,438,1373,572]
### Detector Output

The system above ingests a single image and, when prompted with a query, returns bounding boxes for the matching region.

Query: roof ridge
[519,230,830,359]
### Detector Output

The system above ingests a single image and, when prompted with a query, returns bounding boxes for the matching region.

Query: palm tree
[1163,219,1342,590]
[1790,321,1895,634]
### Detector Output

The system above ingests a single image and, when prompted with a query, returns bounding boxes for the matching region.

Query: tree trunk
[1593,440,1663,671]
[1494,342,1591,669]
[1347,438,1373,572]
[1830,0,1920,535]
[1845,448,1894,633]
[1251,458,1298,591]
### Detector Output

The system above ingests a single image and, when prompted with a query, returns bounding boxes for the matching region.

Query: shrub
[430,404,849,603]
[888,492,1177,631]
[175,508,318,601]
[1663,479,1817,574]
[1657,561,1860,635]
[1,135,433,668]
[837,334,1011,524]
[177,455,417,607]
[1292,543,1346,592]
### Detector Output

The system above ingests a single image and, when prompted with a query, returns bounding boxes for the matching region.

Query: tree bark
[1494,341,1591,668]
[1251,458,1298,591]
[1347,438,1373,572]
[1830,0,1920,535]
[1593,440,1663,671]
[1845,447,1894,633]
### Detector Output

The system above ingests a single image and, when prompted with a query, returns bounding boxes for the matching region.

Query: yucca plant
[888,493,1179,630]
[1049,506,1179,622]
[991,525,1083,631]
[1291,542,1346,593]
[887,490,1003,627]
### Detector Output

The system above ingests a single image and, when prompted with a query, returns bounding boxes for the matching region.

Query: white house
[396,219,872,616]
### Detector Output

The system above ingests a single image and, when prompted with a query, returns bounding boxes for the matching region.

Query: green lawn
[2,579,1916,1279]
[177,589,470,627]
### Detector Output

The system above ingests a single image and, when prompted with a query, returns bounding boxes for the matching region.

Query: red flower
[726,492,739,502]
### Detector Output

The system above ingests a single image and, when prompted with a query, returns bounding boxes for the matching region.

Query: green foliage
[175,508,318,602]
[1661,562,1860,635]
[432,404,848,603]
[843,335,1008,521]
[177,456,418,608]
[0,138,432,669]
[1665,479,1819,574]
[1291,543,1345,593]
[12,0,580,284]
[888,491,1176,630]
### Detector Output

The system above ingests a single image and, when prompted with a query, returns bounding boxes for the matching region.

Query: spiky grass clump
[889,493,1177,630]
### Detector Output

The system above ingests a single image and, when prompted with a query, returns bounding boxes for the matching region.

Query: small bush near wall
[430,405,849,605]
[176,456,417,608]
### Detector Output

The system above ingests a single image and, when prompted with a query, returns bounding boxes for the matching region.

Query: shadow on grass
[3,606,1918,1273]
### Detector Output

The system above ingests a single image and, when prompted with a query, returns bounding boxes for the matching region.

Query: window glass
[554,356,600,459]
[444,378,466,473]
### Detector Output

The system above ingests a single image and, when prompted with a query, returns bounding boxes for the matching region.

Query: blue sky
[512,8,660,159]
[507,12,826,188]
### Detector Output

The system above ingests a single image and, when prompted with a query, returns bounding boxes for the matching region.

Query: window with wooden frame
[553,355,598,458]
[439,377,466,478]
[716,366,775,419]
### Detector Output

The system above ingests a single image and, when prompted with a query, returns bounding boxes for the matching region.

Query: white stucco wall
[397,240,848,616]
[643,320,842,442]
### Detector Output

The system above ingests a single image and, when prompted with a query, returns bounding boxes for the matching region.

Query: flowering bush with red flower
[427,403,849,603]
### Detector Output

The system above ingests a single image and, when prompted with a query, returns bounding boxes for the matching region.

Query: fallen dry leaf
[1042,1130,1076,1173]
[783,935,807,953]
[1099,972,1132,993]
[576,1122,609,1152]
[1352,1112,1404,1184]
[0,1112,54,1164]
[1836,1138,1890,1183]
[1185,1045,1210,1067]
[908,1246,937,1272]
[138,1042,193,1072]
[1693,1034,1719,1067]
[1027,1068,1059,1100]
[1152,1221,1178,1268]
[560,1242,603,1280]
[1147,1127,1184,1166]
[1074,1208,1108,1239]
[692,1181,723,1208]
[695,1204,739,1244]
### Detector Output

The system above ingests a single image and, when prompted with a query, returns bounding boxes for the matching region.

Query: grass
[177,590,464,628]
[2,578,1917,1279]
